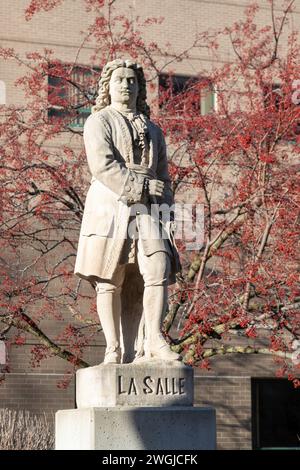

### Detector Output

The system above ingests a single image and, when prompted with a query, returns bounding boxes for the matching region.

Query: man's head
[92,59,150,117]
[109,66,139,110]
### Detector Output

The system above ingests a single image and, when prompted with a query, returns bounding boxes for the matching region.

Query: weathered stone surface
[56,406,216,450]
[75,60,182,365]
[76,361,194,408]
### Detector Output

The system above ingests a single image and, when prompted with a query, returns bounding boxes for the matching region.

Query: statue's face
[109,67,139,108]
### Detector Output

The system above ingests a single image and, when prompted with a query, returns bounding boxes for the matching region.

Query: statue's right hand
[148,179,164,197]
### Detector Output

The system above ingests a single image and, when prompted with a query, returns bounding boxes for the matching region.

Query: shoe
[144,334,181,361]
[103,346,121,364]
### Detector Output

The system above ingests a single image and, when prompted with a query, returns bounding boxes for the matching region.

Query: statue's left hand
[148,179,164,197]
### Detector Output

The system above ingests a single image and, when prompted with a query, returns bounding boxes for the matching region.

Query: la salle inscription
[118,375,186,396]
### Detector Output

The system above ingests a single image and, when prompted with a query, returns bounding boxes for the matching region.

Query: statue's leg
[95,265,125,364]
[137,244,180,361]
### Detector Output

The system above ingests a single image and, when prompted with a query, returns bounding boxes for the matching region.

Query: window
[158,73,216,116]
[48,64,100,128]
[0,340,5,365]
[263,83,283,112]
[263,82,300,139]
[0,80,6,105]
[252,378,300,449]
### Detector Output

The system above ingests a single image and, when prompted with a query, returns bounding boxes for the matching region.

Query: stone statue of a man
[75,59,181,364]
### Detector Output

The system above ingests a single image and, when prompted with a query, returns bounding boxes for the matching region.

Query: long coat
[74,105,180,284]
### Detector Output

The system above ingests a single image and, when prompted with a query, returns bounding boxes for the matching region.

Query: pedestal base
[55,406,216,450]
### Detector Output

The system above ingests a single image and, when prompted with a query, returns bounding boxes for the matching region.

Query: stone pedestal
[56,406,216,450]
[55,361,216,450]
[76,361,193,407]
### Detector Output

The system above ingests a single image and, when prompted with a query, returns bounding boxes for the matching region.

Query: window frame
[158,73,216,116]
[252,377,300,450]
[48,63,100,128]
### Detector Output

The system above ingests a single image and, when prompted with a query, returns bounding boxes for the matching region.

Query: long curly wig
[92,59,150,118]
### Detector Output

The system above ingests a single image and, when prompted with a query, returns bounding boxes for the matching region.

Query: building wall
[1,0,299,450]
[2,0,300,106]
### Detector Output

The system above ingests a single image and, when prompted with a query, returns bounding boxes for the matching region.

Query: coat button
[129,176,135,182]
[125,186,131,192]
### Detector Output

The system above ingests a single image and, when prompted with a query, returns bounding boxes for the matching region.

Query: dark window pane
[48,64,100,127]
[159,73,215,115]
[263,83,283,111]
[252,378,300,449]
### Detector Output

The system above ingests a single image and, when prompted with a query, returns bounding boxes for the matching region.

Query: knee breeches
[95,238,170,293]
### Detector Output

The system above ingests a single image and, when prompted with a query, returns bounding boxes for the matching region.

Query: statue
[74,59,181,364]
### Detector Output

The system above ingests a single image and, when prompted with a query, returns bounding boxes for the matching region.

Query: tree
[0,0,299,386]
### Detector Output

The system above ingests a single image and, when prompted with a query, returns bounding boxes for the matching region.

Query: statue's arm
[83,114,145,204]
[156,128,174,208]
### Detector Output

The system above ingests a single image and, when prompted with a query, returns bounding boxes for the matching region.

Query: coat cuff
[118,171,145,205]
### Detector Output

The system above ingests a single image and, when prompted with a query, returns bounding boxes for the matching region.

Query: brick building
[0,0,299,449]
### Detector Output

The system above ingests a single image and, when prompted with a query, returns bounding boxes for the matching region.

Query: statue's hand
[148,179,164,197]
